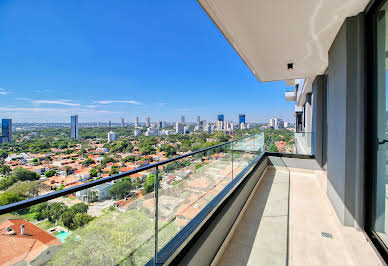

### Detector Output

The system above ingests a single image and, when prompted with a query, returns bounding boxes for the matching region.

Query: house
[0,219,62,266]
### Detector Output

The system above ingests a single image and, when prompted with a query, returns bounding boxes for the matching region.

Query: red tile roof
[0,219,62,265]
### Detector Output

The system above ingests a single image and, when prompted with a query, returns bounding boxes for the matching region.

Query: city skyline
[0,1,295,123]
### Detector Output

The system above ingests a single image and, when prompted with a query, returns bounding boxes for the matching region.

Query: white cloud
[31,99,81,106]
[95,100,142,105]
[86,105,97,108]
[0,88,11,95]
[158,102,168,106]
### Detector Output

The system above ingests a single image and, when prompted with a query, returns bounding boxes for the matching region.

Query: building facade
[70,115,79,140]
[1,119,12,143]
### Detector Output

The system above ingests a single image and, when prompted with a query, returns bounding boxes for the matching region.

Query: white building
[108,131,117,142]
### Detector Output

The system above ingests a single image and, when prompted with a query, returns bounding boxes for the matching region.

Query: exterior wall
[327,14,365,227]
[312,75,327,168]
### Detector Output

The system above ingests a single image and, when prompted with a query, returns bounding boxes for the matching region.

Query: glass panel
[374,0,388,247]
[262,131,313,155]
[155,141,240,259]
[0,173,155,266]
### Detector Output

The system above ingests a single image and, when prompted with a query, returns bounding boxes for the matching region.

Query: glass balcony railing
[264,131,313,155]
[0,133,266,266]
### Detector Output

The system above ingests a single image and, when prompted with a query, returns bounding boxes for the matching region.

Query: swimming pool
[55,231,70,243]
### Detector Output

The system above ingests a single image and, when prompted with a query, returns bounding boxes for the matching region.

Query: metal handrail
[0,134,254,215]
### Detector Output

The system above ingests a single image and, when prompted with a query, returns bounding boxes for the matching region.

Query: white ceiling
[197,0,369,82]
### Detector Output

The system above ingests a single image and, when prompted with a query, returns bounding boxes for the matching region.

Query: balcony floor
[212,158,384,266]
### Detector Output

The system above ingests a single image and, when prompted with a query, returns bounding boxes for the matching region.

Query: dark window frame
[365,0,388,262]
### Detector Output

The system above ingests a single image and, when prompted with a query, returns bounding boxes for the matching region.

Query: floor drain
[321,232,333,238]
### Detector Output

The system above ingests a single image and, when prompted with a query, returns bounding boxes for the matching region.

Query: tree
[70,203,88,214]
[30,202,49,220]
[159,144,177,156]
[47,202,67,223]
[0,192,25,206]
[110,165,119,175]
[83,158,95,166]
[142,174,160,194]
[11,167,40,182]
[65,166,73,175]
[6,180,43,198]
[0,177,15,190]
[60,209,76,229]
[0,165,11,175]
[0,150,8,160]
[72,213,93,229]
[269,144,278,152]
[44,169,56,178]
[89,168,97,178]
[109,179,133,199]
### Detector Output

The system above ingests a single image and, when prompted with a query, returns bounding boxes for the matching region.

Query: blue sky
[0,0,295,123]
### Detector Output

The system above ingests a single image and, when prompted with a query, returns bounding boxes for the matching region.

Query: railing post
[231,142,234,180]
[154,166,159,265]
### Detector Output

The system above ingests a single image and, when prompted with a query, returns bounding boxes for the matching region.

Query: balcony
[0,133,382,265]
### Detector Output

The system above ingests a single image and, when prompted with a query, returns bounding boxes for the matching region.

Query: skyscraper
[176,122,185,134]
[181,115,185,123]
[70,115,79,140]
[109,120,112,128]
[121,117,124,127]
[197,116,200,125]
[135,117,139,127]
[239,114,246,125]
[217,114,224,122]
[1,119,12,143]
[146,117,151,127]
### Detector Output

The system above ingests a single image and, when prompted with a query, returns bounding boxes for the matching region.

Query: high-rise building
[1,119,12,143]
[269,118,276,129]
[162,121,167,128]
[70,115,79,140]
[239,114,246,125]
[176,122,185,134]
[217,114,224,122]
[269,118,284,130]
[181,115,185,123]
[216,120,224,130]
[277,119,284,130]
[108,131,117,142]
[135,117,139,127]
[109,120,112,128]
[121,117,124,127]
[197,116,200,125]
[146,117,151,127]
